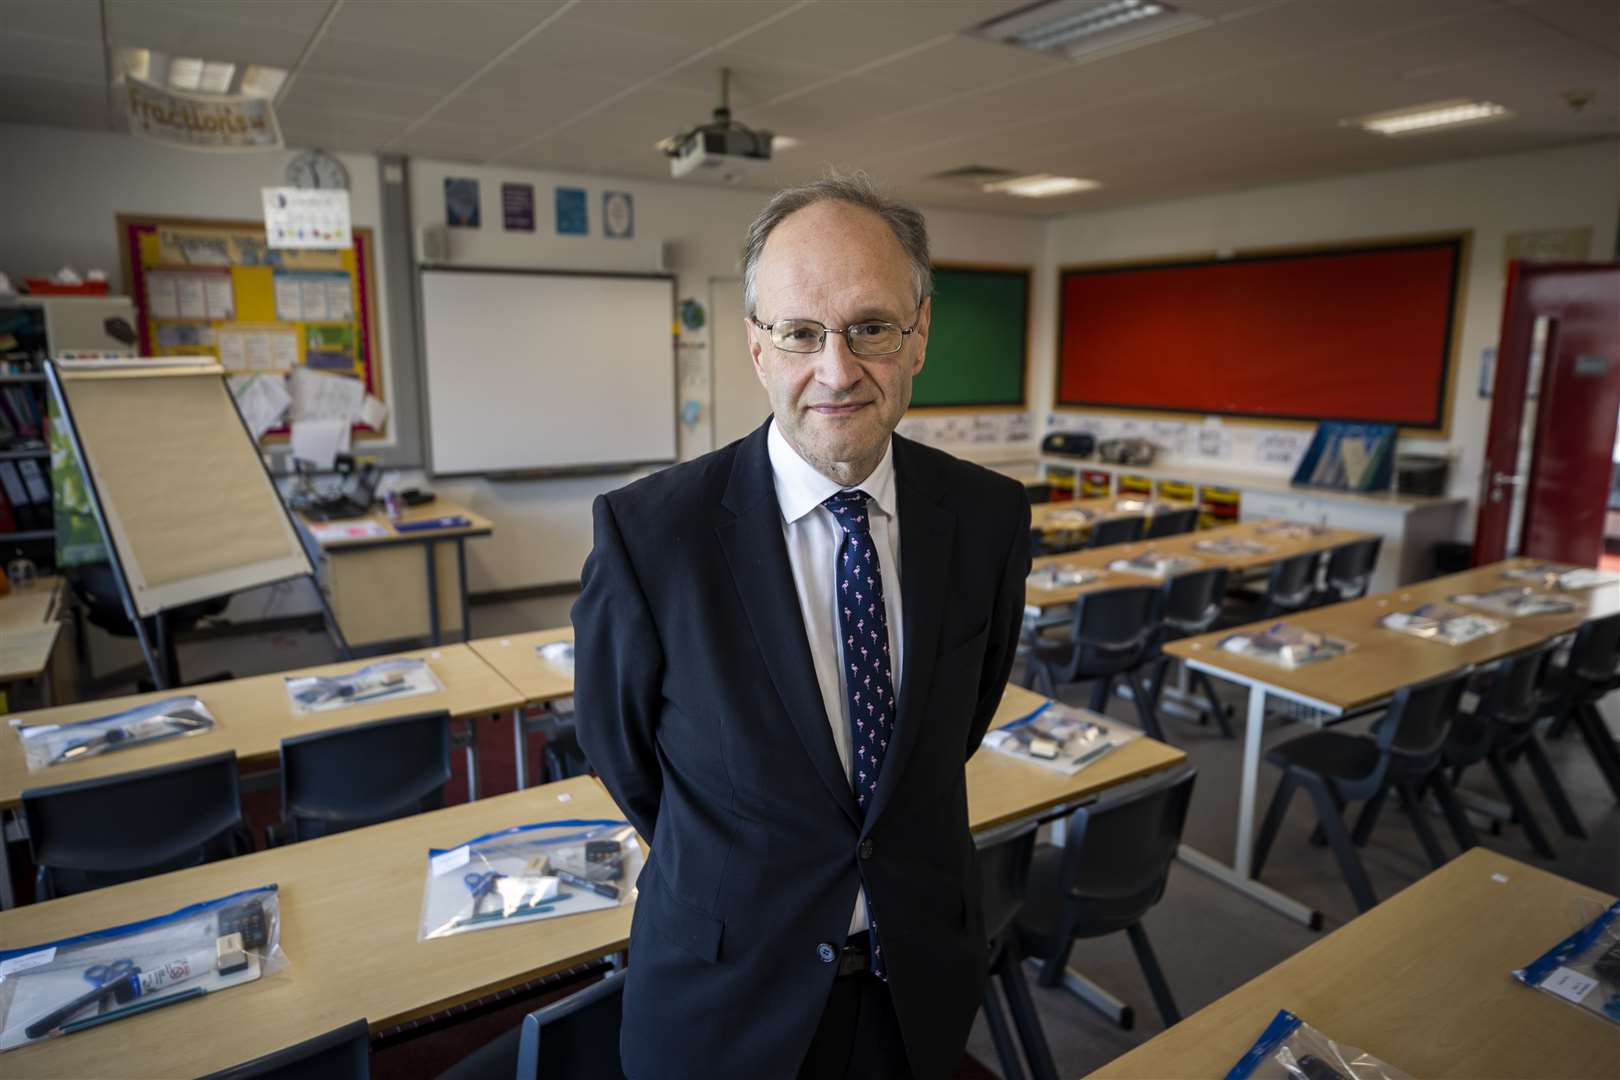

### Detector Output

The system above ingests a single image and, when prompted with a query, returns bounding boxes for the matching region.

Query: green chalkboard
[911,265,1029,408]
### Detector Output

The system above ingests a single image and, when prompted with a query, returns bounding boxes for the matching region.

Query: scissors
[464,870,506,916]
[83,959,137,988]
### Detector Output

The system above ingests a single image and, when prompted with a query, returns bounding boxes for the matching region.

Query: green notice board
[911,265,1029,408]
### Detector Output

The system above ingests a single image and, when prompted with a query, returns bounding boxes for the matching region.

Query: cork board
[57,362,312,615]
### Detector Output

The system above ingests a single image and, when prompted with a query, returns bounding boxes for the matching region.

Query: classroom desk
[0,645,523,909]
[300,498,493,650]
[966,685,1186,834]
[1089,848,1620,1080]
[1162,557,1619,927]
[0,576,64,697]
[0,775,631,1080]
[467,628,575,790]
[1028,497,1181,547]
[1024,519,1375,616]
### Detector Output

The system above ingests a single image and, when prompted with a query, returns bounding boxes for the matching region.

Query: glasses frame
[749,304,925,357]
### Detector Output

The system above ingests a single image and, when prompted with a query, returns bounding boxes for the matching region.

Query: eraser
[216,932,249,975]
[1028,737,1060,759]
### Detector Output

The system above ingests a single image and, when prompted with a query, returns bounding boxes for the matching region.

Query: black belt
[836,933,871,978]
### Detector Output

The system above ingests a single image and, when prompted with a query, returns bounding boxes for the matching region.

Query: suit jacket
[573,419,1031,1079]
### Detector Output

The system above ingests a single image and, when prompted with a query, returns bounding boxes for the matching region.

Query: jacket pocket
[644,863,724,963]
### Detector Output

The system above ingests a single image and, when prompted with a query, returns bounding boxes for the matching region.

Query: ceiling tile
[279,73,446,120]
[1506,0,1620,54]
[854,35,1067,93]
[501,136,629,173]
[395,120,521,163]
[0,73,108,130]
[560,0,805,47]
[1,0,103,41]
[142,1,333,36]
[322,0,568,60]
[468,16,700,90]
[300,34,491,92]
[103,1,311,67]
[655,51,845,108]
[0,27,107,85]
[725,1,1016,73]
[425,88,596,138]
[276,106,414,152]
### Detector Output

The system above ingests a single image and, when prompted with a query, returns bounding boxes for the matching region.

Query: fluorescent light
[771,135,801,151]
[973,0,1209,61]
[1348,99,1510,136]
[240,65,288,99]
[198,61,236,94]
[167,56,203,90]
[981,174,1100,198]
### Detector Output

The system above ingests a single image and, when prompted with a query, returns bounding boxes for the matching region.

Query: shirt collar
[767,417,897,526]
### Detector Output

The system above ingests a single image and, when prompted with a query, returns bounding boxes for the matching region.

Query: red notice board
[1056,238,1464,430]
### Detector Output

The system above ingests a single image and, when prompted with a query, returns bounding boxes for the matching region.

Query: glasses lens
[846,322,904,356]
[770,319,826,353]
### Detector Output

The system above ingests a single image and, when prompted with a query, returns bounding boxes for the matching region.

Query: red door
[1474,262,1620,567]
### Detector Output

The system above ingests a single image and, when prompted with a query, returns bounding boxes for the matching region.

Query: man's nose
[812,332,862,391]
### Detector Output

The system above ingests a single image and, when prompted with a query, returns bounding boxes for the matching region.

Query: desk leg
[513,706,528,791]
[0,809,15,910]
[1175,682,1323,929]
[425,542,442,647]
[456,538,470,643]
[463,716,481,802]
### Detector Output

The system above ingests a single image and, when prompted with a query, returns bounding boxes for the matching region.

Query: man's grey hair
[742,172,932,317]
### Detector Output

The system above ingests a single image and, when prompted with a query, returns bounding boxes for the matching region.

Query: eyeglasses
[750,307,922,357]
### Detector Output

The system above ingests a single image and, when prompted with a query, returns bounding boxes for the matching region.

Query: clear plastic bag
[1027,566,1102,590]
[11,696,215,771]
[536,641,574,676]
[284,658,442,714]
[1226,1009,1411,1080]
[0,885,285,1051]
[1107,551,1203,579]
[1449,587,1577,618]
[420,819,642,940]
[1220,623,1352,668]
[1378,602,1506,646]
[981,700,1140,775]
[1513,898,1620,1026]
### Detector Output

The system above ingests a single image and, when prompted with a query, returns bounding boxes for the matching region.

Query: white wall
[1039,139,1620,538]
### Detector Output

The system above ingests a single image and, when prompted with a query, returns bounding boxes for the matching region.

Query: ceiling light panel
[982,174,1101,197]
[1347,99,1511,136]
[167,56,203,90]
[972,0,1211,62]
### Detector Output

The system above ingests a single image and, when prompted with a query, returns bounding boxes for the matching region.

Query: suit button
[817,942,836,963]
[859,838,875,860]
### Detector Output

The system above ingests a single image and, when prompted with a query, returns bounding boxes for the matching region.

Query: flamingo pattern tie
[824,489,893,980]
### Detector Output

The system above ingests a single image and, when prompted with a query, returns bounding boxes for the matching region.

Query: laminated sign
[126,79,283,151]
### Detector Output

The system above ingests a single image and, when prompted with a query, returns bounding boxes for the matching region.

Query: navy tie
[824,489,894,980]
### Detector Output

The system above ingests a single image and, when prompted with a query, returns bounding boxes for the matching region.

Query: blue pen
[395,516,472,533]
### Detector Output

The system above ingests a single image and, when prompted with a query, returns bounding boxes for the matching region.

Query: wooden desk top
[0,645,523,810]
[967,685,1186,833]
[0,577,63,683]
[301,498,493,550]
[0,776,633,1080]
[1026,520,1374,612]
[1029,497,1172,537]
[1090,849,1619,1080]
[467,628,576,705]
[1163,558,1618,712]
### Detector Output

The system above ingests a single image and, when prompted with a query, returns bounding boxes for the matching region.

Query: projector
[662,68,773,184]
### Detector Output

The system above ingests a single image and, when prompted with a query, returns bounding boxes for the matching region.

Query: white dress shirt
[766,418,904,936]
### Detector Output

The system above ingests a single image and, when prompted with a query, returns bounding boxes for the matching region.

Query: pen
[554,870,620,900]
[57,988,205,1037]
[1069,742,1113,768]
[394,516,471,533]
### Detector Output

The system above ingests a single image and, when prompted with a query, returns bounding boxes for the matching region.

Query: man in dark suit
[574,174,1031,1079]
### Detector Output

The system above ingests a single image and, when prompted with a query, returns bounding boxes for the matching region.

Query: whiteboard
[421,270,676,474]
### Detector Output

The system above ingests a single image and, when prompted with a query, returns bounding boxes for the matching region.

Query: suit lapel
[863,437,955,834]
[717,423,860,828]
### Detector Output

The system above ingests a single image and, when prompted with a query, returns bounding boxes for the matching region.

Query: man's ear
[909,296,931,376]
[746,317,769,387]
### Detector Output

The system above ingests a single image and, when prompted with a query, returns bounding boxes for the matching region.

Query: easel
[47,358,349,689]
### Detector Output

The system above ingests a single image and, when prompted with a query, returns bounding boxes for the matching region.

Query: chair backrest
[1567,612,1620,687]
[280,710,451,842]
[1144,506,1199,539]
[1071,585,1163,659]
[23,750,246,898]
[1375,669,1470,763]
[976,822,1039,942]
[1159,567,1230,637]
[1323,538,1383,600]
[1088,515,1145,548]
[516,970,627,1080]
[1060,765,1196,909]
[1025,483,1055,505]
[200,1018,370,1080]
[542,727,591,783]
[1478,641,1558,730]
[1263,552,1319,615]
[1029,526,1048,558]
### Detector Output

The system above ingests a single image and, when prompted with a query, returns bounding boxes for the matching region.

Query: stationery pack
[980,700,1140,776]
[1027,566,1103,590]
[1513,899,1620,1027]
[1220,623,1352,668]
[11,696,215,772]
[1378,603,1506,646]
[1449,587,1578,619]
[1107,551,1203,579]
[285,657,442,714]
[1226,1009,1411,1079]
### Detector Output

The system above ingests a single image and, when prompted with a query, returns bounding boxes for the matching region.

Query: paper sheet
[230,374,291,442]
[289,417,350,469]
[175,275,207,318]
[289,366,365,422]
[273,275,302,321]
[147,272,179,319]
[359,394,387,429]
[203,274,234,319]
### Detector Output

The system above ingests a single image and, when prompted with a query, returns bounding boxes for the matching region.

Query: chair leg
[1125,669,1169,743]
[998,939,1060,1080]
[1573,704,1620,801]
[1428,770,1477,853]
[1394,779,1449,870]
[1088,674,1115,713]
[1124,922,1181,1028]
[1521,736,1587,839]
[1303,778,1379,913]
[1250,773,1297,882]
[1309,783,1347,848]
[981,973,1029,1080]
[1350,783,1389,847]
[1486,752,1556,859]
[1192,670,1235,739]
